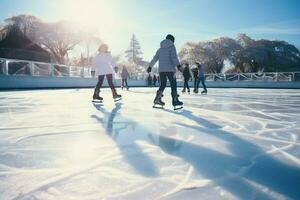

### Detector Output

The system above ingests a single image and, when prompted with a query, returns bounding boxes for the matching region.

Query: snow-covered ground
[0,88,300,200]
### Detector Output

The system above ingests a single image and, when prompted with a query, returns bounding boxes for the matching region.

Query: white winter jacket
[91,52,116,76]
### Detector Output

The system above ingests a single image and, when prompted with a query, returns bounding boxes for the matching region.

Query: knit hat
[166,34,175,42]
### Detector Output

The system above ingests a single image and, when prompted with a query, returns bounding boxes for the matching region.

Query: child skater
[182,63,191,93]
[121,65,130,90]
[91,43,122,102]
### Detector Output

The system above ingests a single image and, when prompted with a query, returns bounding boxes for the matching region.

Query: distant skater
[191,65,199,93]
[91,44,122,102]
[147,34,183,110]
[182,63,191,93]
[121,65,130,90]
[153,75,157,86]
[196,62,207,94]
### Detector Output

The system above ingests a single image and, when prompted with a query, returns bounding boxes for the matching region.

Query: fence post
[292,72,295,82]
[50,64,54,77]
[238,73,240,81]
[80,67,84,78]
[4,59,9,75]
[275,72,278,81]
[29,62,34,76]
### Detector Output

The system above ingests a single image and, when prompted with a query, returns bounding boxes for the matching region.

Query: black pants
[121,79,128,88]
[94,74,115,94]
[196,77,207,91]
[158,72,177,96]
[194,77,198,89]
[183,78,190,91]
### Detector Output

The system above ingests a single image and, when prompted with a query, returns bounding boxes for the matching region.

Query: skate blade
[114,98,122,102]
[92,100,103,103]
[174,106,183,111]
[153,105,164,109]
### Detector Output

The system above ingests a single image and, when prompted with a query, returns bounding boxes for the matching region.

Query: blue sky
[0,0,300,60]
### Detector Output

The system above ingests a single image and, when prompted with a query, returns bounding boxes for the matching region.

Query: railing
[204,72,300,82]
[0,57,92,78]
[1,57,300,81]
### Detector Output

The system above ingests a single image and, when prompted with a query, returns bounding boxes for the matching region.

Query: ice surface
[0,88,300,200]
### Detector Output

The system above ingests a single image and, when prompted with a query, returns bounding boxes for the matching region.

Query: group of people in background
[182,62,207,94]
[147,74,160,87]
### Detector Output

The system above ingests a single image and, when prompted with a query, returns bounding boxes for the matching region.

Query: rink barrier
[1,57,300,89]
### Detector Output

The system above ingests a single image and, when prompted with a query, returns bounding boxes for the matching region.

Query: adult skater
[196,62,207,94]
[121,65,130,90]
[191,65,199,93]
[182,63,191,93]
[147,34,183,110]
[91,43,122,102]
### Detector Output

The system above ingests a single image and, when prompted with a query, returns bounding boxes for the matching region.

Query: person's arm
[147,50,159,73]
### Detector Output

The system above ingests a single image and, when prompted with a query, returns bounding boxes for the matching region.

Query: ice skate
[182,88,186,93]
[172,92,183,110]
[153,90,165,109]
[92,93,103,103]
[112,89,122,102]
[201,90,207,95]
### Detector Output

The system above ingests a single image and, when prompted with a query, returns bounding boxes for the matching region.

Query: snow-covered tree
[125,34,143,64]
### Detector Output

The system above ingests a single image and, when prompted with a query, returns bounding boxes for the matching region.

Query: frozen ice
[0,88,300,200]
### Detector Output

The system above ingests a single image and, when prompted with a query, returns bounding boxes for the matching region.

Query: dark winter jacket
[121,67,130,79]
[153,75,157,82]
[192,67,199,79]
[183,67,191,79]
[149,39,180,72]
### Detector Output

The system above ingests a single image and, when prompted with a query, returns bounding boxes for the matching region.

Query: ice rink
[0,88,300,200]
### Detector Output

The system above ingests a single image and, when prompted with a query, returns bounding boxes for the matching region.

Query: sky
[0,0,300,61]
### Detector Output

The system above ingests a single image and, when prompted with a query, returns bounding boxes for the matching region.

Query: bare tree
[35,21,83,64]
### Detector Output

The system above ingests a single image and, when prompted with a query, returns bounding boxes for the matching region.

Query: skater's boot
[182,88,186,93]
[112,89,122,101]
[188,89,190,94]
[172,91,183,110]
[153,90,165,108]
[92,91,103,102]
[201,90,207,94]
[195,89,199,94]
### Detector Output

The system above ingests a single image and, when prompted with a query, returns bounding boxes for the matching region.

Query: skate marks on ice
[1,88,300,199]
[156,106,300,199]
[91,102,159,177]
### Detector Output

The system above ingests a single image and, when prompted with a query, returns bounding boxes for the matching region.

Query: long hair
[98,44,108,53]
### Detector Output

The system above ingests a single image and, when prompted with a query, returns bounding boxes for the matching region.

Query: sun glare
[62,0,116,31]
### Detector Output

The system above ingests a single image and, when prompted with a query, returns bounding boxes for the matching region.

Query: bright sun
[61,0,116,31]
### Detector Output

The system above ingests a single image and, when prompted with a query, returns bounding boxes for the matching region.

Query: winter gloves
[148,65,182,73]
[147,67,152,73]
[177,65,183,72]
